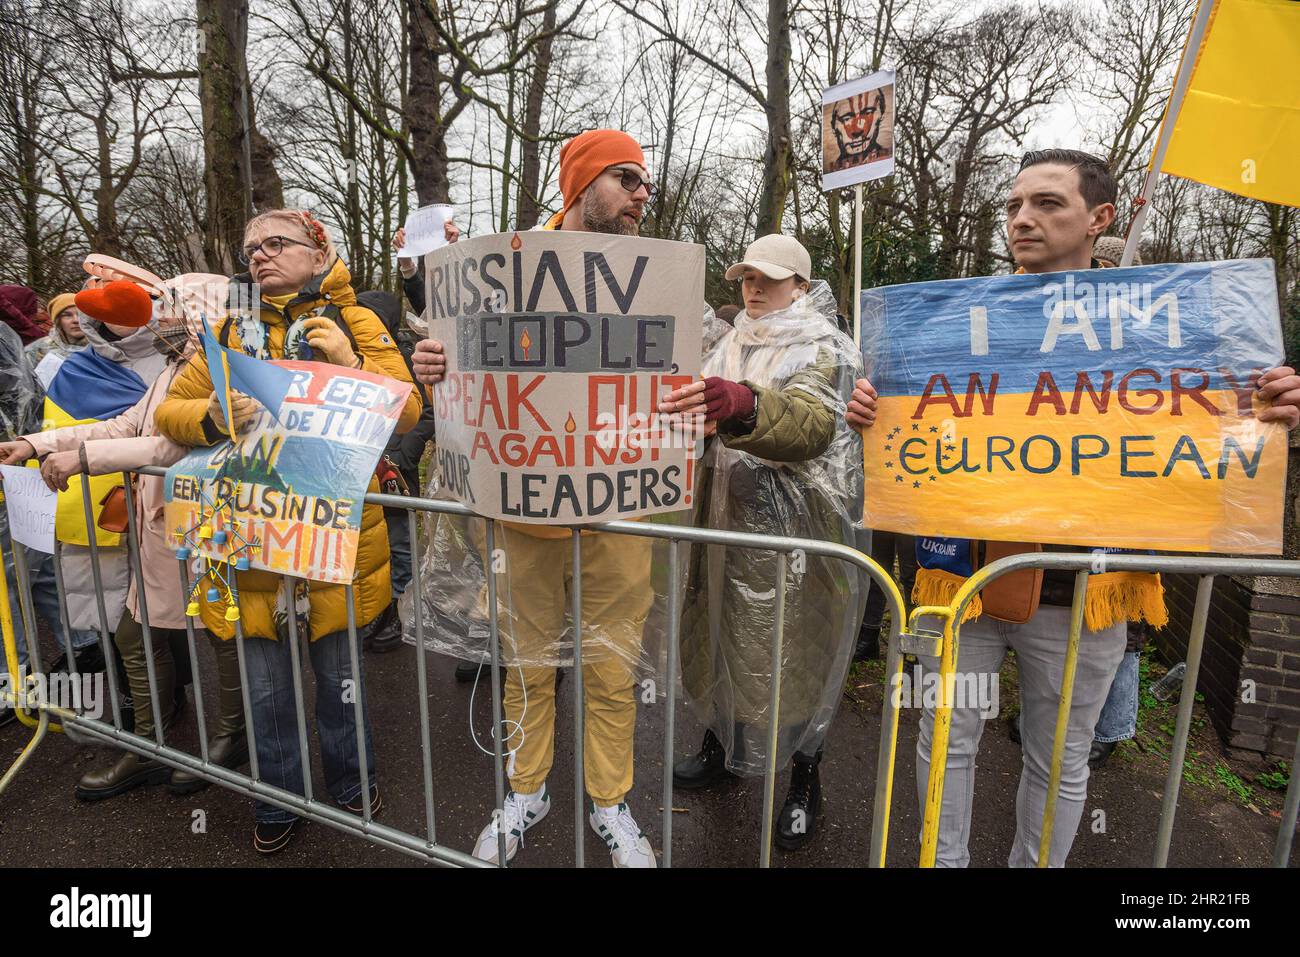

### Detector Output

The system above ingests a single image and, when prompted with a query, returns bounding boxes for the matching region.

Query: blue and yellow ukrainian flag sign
[861,260,1287,554]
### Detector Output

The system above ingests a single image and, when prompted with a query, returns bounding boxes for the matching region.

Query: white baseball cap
[725,234,812,282]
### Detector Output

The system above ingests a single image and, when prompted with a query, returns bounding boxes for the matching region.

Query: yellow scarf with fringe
[913,564,1167,632]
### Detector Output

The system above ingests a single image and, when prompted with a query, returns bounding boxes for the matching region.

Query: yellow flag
[1159,0,1300,207]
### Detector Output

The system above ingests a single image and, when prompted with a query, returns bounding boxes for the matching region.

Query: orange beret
[545,129,646,229]
[75,280,153,329]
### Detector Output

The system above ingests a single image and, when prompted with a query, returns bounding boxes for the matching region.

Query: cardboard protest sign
[821,69,896,191]
[163,361,412,583]
[426,230,705,523]
[398,204,454,259]
[861,259,1287,554]
[0,465,56,553]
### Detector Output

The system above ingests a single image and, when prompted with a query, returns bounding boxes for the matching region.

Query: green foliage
[1180,754,1213,789]
[1213,763,1254,803]
[862,229,942,289]
[849,657,886,684]
[1138,652,1159,711]
[1256,762,1291,791]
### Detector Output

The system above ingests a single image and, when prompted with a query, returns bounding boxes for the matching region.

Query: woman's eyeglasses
[612,168,657,200]
[239,235,314,265]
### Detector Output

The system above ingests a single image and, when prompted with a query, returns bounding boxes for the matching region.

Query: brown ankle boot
[74,751,170,802]
[169,732,250,794]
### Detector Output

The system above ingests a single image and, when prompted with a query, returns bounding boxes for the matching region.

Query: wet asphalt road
[1,632,1294,869]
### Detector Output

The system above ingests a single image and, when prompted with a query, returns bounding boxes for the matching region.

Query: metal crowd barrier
[0,465,906,868]
[3,468,1298,867]
[871,551,1300,869]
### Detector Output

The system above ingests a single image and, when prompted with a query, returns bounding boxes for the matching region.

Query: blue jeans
[385,508,411,597]
[1094,650,1139,743]
[244,628,377,823]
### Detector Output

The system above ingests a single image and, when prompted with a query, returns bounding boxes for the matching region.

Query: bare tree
[270,0,580,251]
[198,0,285,270]
[1079,0,1191,232]
[614,0,796,236]
[514,2,557,229]
[22,1,187,258]
[0,0,61,289]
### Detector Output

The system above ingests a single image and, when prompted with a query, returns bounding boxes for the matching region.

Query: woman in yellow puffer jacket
[154,209,420,854]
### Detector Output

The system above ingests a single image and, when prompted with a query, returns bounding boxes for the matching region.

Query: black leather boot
[254,819,300,855]
[49,642,107,676]
[775,750,822,850]
[1088,739,1117,770]
[454,659,481,682]
[454,659,510,683]
[74,752,171,801]
[672,729,734,790]
[364,602,405,654]
[169,732,251,794]
[853,628,881,663]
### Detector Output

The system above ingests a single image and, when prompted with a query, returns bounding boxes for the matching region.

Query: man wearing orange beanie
[542,128,650,233]
[414,129,660,867]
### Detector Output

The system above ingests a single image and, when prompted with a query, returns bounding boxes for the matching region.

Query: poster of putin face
[821,69,896,191]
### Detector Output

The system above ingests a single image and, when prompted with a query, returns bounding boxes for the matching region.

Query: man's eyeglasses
[239,235,315,265]
[611,168,656,200]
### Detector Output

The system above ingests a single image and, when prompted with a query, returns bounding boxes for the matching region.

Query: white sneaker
[588,800,657,868]
[472,785,551,864]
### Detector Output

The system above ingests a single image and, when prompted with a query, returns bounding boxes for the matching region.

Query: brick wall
[1160,573,1300,763]
[1154,433,1300,762]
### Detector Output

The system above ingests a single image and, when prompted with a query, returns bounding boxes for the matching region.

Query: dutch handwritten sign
[426,230,705,523]
[163,361,412,583]
[861,259,1287,553]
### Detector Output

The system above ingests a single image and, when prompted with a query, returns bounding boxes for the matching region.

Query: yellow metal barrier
[905,561,1112,868]
[884,551,1300,869]
[0,534,65,737]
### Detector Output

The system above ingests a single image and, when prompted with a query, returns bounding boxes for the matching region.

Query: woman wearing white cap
[658,233,866,850]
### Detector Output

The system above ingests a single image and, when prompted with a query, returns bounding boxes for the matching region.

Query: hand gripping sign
[425,230,705,523]
[861,259,1287,554]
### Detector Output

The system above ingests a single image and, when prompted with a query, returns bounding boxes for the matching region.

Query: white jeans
[915,604,1126,867]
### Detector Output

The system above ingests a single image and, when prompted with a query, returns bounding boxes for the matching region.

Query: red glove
[702,376,756,424]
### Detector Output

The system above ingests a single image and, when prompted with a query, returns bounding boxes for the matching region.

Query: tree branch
[609,0,766,108]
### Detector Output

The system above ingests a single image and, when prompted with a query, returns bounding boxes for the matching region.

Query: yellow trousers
[491,525,653,807]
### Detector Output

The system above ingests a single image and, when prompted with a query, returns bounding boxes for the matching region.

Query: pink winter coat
[24,365,191,628]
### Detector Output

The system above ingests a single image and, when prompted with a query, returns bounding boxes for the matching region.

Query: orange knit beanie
[544,129,646,229]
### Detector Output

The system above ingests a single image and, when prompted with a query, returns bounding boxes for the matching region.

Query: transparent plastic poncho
[0,321,43,440]
[400,505,685,679]
[401,286,868,776]
[399,304,725,678]
[677,280,868,775]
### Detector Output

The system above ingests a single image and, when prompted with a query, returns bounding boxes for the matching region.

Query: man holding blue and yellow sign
[846,149,1300,867]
